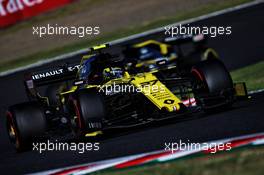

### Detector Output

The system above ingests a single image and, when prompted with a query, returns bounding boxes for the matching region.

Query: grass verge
[231,61,264,91]
[93,146,264,175]
[0,0,252,73]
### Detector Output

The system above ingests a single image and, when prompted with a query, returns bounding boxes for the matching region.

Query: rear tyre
[71,89,105,134]
[6,102,47,151]
[191,59,234,110]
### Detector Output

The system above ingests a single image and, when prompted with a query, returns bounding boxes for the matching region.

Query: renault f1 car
[6,44,248,151]
[123,34,219,73]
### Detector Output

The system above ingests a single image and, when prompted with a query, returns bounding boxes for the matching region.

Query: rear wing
[25,64,80,86]
[24,64,80,97]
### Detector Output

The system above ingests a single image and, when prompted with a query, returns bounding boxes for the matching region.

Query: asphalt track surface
[0,3,264,174]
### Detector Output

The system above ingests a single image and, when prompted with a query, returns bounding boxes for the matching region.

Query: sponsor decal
[32,69,64,80]
[31,65,79,80]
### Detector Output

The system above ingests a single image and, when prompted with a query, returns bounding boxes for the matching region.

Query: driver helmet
[139,47,162,60]
[103,67,123,80]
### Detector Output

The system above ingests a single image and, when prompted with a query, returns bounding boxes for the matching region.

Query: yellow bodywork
[234,82,248,97]
[92,44,108,50]
[202,48,219,61]
[85,131,103,137]
[130,73,181,112]
[60,71,182,112]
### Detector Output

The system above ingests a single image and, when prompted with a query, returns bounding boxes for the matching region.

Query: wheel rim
[73,100,83,129]
[191,68,208,95]
[6,112,20,149]
[69,98,85,137]
[8,124,16,141]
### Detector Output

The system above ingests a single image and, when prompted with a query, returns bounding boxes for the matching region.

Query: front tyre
[191,59,234,110]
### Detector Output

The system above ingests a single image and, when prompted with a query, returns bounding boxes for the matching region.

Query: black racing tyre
[72,89,105,133]
[191,59,234,109]
[6,102,47,151]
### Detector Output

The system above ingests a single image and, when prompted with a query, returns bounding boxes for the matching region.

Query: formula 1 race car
[123,34,219,73]
[6,44,248,151]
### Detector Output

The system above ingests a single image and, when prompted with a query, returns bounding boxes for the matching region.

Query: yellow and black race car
[6,44,247,151]
[123,34,219,74]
